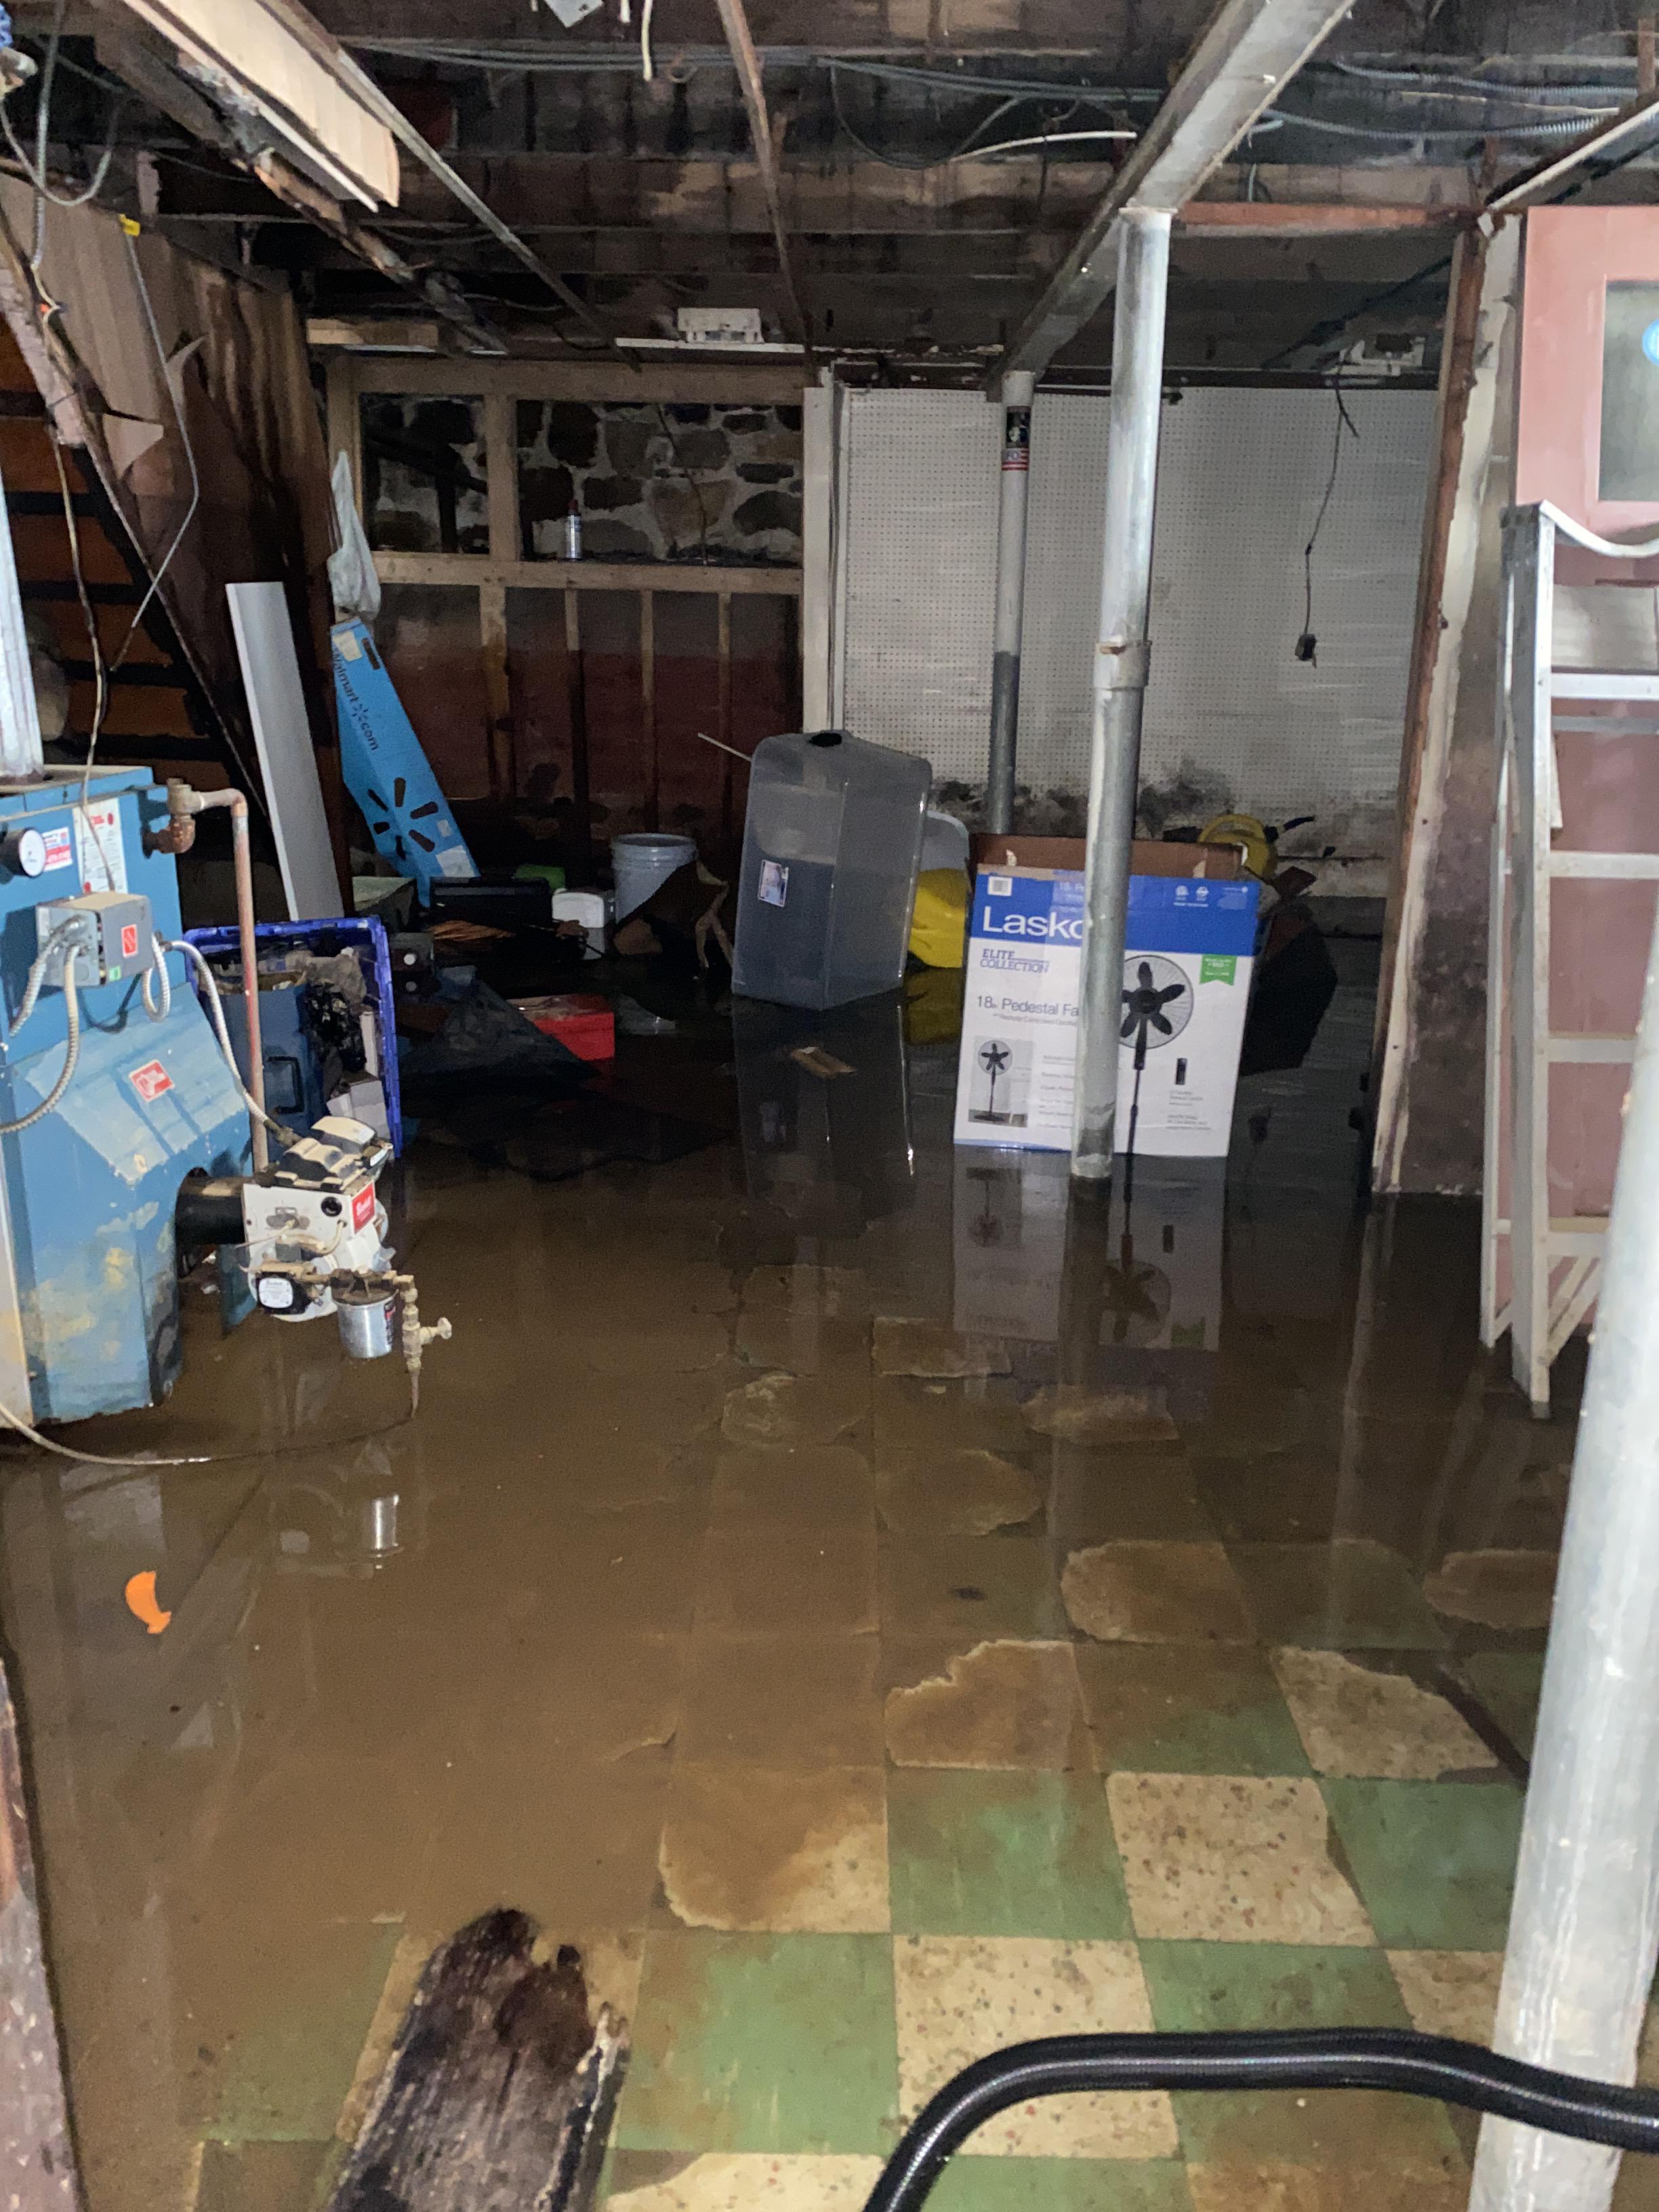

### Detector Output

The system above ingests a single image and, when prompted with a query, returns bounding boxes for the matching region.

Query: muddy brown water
[0,944,1578,2210]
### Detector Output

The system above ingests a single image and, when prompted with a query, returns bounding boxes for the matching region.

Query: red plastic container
[512,994,615,1062]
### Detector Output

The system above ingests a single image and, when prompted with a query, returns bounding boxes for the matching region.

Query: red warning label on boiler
[121,922,139,958]
[129,1059,173,1103]
[352,1184,375,1231]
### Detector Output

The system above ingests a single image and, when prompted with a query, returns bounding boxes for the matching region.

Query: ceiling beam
[1485,87,1659,215]
[92,20,509,350]
[712,0,814,362]
[991,0,1359,382]
[245,0,621,348]
[220,153,1467,241]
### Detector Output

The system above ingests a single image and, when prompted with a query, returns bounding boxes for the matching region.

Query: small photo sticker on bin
[758,860,790,908]
[987,876,1013,896]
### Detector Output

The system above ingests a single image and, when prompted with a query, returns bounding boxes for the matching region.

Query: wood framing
[348,356,806,405]
[331,350,802,830]
[373,554,799,596]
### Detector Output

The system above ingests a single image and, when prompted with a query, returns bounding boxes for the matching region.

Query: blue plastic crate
[183,914,403,1155]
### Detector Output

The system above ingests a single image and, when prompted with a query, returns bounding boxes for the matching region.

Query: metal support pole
[1071,209,1171,1181]
[987,369,1035,834]
[1469,896,1659,2212]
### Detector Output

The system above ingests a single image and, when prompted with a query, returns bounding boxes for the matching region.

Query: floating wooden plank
[327,1909,628,2212]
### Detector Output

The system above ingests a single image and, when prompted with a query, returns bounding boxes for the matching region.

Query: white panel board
[839,389,1000,778]
[837,384,1435,859]
[228,581,342,920]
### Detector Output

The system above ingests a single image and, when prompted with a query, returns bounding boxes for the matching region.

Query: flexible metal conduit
[862,2030,1659,2212]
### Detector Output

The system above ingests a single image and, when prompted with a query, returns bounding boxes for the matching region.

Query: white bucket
[612,832,697,920]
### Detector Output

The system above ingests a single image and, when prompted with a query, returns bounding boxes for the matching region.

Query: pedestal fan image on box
[967,1036,1031,1127]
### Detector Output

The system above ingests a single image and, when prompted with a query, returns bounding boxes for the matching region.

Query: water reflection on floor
[0,943,1599,2212]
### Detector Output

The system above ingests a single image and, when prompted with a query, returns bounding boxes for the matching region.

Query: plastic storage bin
[733,731,930,1010]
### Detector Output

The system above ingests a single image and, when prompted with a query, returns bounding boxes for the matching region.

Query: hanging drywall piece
[331,617,478,900]
[228,580,342,920]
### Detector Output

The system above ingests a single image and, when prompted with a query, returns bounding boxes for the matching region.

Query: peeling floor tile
[1424,1550,1556,1630]
[873,1319,1012,1380]
[1271,1650,1497,1782]
[1107,1774,1374,1945]
[1061,1542,1255,1643]
[722,1373,868,1449]
[885,1641,1087,1771]
[893,1934,1176,2158]
[659,1765,888,1934]
[1185,2161,1468,2210]
[1386,1950,1502,2043]
[606,2153,884,2210]
[1021,1386,1180,1446]
[876,1449,1044,1536]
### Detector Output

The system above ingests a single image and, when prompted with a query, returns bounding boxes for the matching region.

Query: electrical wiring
[640,0,655,83]
[0,81,123,212]
[72,222,203,817]
[828,68,1127,170]
[1296,387,1357,665]
[1259,251,1454,372]
[28,0,64,272]
[956,128,1136,158]
[49,428,106,752]
[0,1392,220,1466]
[1263,104,1614,142]
[825,57,1161,104]
[1326,58,1637,100]
[167,937,295,1146]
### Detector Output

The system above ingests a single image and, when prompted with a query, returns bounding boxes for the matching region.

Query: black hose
[863,2030,1659,2212]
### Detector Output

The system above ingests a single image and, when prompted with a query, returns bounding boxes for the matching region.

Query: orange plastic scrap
[123,1570,171,1636]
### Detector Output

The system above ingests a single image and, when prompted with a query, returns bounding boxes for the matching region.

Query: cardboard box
[969,836,1242,882]
[954,859,1259,1160]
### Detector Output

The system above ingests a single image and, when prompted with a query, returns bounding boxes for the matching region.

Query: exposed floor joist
[992,0,1361,382]
[712,0,815,363]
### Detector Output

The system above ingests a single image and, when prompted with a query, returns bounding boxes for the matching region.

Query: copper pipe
[167,781,268,1171]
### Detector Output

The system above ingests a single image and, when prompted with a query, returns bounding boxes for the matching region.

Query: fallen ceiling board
[228,580,342,920]
[112,0,398,209]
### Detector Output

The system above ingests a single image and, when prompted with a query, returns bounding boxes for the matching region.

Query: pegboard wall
[838,384,1435,857]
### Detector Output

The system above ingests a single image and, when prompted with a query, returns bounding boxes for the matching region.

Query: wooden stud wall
[322,353,803,820]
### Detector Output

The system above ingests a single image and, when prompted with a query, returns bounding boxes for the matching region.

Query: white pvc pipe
[1071,210,1171,1181]
[1470,895,1659,2212]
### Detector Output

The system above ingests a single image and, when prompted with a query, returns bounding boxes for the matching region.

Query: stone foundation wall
[516,400,802,565]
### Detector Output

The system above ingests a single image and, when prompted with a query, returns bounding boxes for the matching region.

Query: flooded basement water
[0,943,1603,2212]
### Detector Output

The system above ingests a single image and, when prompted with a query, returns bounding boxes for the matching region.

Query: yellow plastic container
[909,868,968,968]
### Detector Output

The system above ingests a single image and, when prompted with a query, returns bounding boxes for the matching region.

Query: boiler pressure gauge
[0,827,47,878]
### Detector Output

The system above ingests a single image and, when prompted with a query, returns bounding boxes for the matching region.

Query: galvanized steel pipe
[986,369,1034,835]
[1471,895,1659,2211]
[1071,209,1171,1180]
